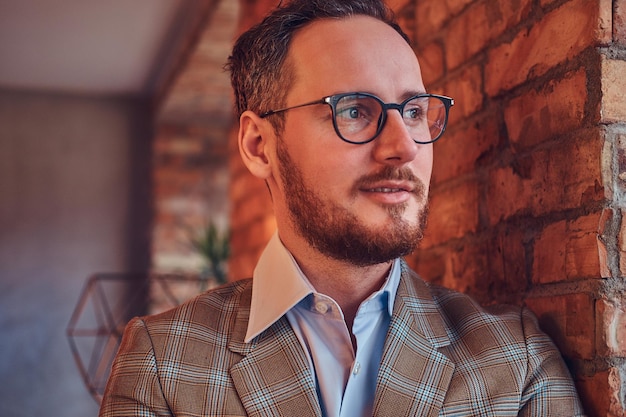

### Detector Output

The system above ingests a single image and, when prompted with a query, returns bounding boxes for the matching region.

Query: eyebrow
[399,90,428,101]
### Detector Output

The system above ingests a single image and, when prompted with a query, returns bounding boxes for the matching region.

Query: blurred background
[0,1,236,415]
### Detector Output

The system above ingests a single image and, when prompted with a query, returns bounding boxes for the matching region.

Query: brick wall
[151,0,236,279]
[152,124,230,273]
[400,0,624,415]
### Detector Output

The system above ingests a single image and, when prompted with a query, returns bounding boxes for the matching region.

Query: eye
[337,104,370,120]
[404,105,424,120]
[348,107,359,119]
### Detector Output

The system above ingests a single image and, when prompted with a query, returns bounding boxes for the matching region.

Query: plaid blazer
[100,265,585,416]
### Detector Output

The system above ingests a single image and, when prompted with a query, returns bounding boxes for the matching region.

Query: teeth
[371,187,402,192]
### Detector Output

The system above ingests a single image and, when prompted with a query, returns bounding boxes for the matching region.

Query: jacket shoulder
[427,283,525,333]
[404,273,583,414]
[401,267,526,339]
[140,279,253,352]
[102,280,254,416]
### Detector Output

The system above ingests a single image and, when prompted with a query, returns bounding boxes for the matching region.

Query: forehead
[286,15,424,100]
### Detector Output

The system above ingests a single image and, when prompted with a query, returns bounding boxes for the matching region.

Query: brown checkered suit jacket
[100,265,585,416]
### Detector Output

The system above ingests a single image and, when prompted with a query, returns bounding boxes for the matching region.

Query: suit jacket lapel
[228,289,321,417]
[373,264,455,417]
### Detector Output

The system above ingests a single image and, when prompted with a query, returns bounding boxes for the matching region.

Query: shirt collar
[245,233,312,342]
[244,231,402,342]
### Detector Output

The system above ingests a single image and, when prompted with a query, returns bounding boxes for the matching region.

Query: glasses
[260,92,454,144]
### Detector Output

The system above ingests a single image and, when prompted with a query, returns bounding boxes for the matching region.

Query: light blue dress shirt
[245,233,401,417]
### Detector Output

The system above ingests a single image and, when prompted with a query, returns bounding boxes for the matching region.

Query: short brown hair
[225,0,409,131]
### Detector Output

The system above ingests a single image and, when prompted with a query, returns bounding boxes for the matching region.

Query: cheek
[304,158,351,190]
[292,141,358,183]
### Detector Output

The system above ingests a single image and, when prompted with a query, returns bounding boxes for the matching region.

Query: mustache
[353,166,426,197]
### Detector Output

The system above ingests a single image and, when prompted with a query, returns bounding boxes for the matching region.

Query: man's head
[229,0,446,267]
[226,0,409,133]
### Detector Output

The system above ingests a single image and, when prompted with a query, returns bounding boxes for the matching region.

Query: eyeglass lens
[334,94,447,144]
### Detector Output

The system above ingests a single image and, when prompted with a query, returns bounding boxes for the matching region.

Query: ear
[238,110,274,179]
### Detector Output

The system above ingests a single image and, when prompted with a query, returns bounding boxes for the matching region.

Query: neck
[281,232,393,329]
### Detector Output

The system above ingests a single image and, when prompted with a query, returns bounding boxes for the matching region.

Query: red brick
[446,0,532,70]
[617,134,626,197]
[230,188,273,227]
[445,64,483,123]
[446,0,475,14]
[229,215,276,280]
[525,293,595,359]
[422,179,479,247]
[485,164,527,224]
[486,227,528,301]
[406,247,446,284]
[414,0,450,43]
[576,366,626,416]
[414,230,528,305]
[417,41,445,87]
[235,0,277,36]
[229,248,263,281]
[390,0,416,43]
[533,220,568,284]
[616,0,626,43]
[601,57,626,123]
[412,240,493,302]
[412,0,490,44]
[534,133,604,214]
[533,213,602,284]
[154,132,204,157]
[576,370,611,417]
[230,214,275,257]
[597,207,613,277]
[230,169,264,202]
[504,69,587,150]
[597,299,626,356]
[431,115,499,184]
[486,0,610,96]
[443,241,490,301]
[566,214,602,279]
[386,0,411,10]
[617,209,626,276]
[607,367,626,417]
[486,133,603,224]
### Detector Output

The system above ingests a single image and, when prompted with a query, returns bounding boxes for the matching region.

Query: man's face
[270,15,433,266]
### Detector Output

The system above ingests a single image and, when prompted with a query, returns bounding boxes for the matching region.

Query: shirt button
[353,362,361,375]
[314,302,329,314]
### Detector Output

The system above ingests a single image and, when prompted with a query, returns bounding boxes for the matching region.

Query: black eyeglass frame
[260,92,454,145]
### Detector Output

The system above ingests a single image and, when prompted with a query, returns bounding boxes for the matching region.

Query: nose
[371,109,421,165]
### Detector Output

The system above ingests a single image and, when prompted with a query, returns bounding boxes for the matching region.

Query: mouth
[361,177,418,194]
[353,167,425,205]
[360,181,418,205]
[364,184,414,194]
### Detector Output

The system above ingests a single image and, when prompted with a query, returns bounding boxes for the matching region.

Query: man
[100,0,585,416]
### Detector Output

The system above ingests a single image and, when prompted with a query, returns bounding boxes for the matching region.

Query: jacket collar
[372,262,454,417]
[228,260,454,417]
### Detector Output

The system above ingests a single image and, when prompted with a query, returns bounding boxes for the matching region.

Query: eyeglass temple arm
[259,98,328,118]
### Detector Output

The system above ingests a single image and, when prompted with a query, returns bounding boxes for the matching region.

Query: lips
[361,180,418,195]
[353,167,425,201]
[368,187,404,193]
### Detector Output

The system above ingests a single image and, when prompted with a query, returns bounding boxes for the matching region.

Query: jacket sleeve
[99,317,173,417]
[518,307,586,417]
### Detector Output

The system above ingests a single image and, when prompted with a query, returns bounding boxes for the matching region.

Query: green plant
[191,222,230,289]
